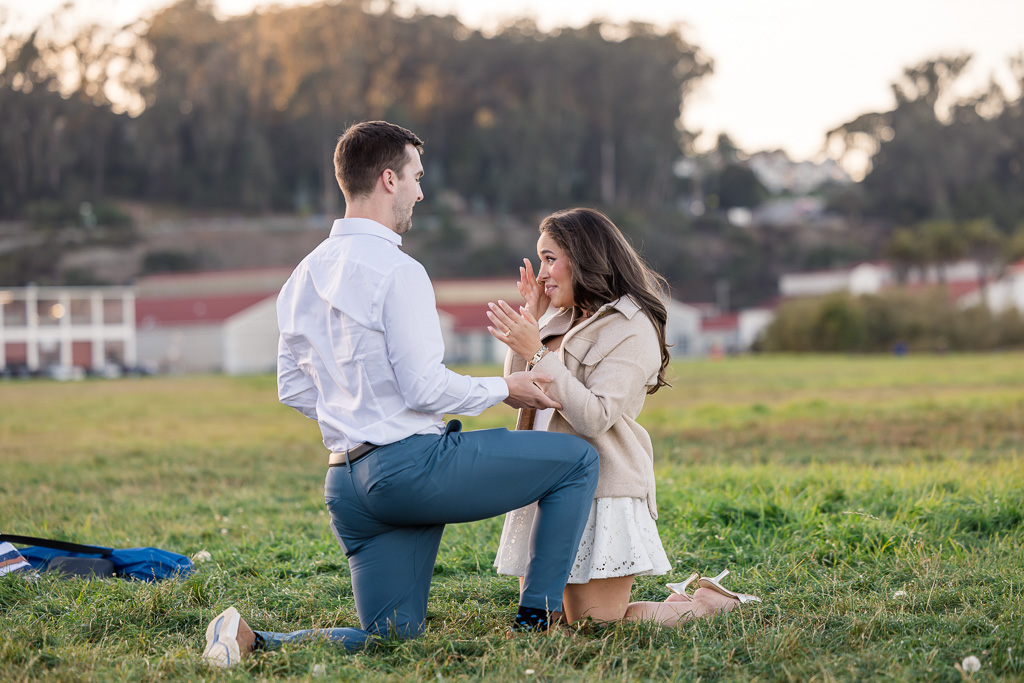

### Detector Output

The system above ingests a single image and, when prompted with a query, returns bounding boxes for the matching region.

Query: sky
[3,0,1023,163]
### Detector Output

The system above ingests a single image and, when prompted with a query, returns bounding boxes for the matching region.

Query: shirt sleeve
[381,262,508,415]
[277,333,319,420]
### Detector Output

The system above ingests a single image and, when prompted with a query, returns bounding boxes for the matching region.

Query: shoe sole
[697,580,762,604]
[202,606,242,668]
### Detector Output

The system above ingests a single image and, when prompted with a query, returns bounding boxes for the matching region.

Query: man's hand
[503,370,562,410]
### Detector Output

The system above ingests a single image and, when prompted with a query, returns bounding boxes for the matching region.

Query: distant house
[738,307,777,350]
[135,269,290,374]
[960,260,1024,313]
[664,298,702,356]
[433,279,521,365]
[0,285,136,376]
[677,301,775,356]
[778,259,1024,313]
[699,313,740,355]
[779,262,891,298]
[136,292,281,374]
[10,270,740,376]
[434,281,706,363]
[133,273,524,373]
[0,272,770,376]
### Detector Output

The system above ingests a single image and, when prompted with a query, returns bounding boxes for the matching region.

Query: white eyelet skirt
[493,496,672,584]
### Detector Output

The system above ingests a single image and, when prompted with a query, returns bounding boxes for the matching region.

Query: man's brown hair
[334,121,424,199]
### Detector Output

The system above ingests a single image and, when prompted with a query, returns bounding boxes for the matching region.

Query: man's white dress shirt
[277,218,509,453]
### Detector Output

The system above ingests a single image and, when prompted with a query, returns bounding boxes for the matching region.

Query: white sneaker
[202,606,243,668]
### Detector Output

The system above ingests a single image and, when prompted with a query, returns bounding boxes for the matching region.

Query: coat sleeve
[532,317,659,438]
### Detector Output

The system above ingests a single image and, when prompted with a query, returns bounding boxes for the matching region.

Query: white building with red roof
[134,272,527,373]
[135,268,290,374]
[2,270,716,377]
[778,259,1024,313]
[432,279,521,365]
[688,306,776,356]
[779,262,892,298]
[960,260,1024,313]
[433,279,707,362]
[0,284,136,376]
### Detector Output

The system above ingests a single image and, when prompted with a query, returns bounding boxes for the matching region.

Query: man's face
[392,145,424,235]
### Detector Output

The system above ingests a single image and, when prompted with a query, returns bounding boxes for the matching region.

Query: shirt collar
[329,218,402,246]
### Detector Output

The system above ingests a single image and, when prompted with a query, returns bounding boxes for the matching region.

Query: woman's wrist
[527,345,549,368]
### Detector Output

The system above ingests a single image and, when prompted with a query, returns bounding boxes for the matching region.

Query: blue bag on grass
[0,533,195,581]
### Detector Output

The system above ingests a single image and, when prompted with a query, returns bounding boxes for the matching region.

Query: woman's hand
[518,258,550,320]
[486,300,544,361]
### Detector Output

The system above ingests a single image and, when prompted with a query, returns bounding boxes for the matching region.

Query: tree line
[0,0,709,219]
[4,1,1024,312]
[829,56,1024,267]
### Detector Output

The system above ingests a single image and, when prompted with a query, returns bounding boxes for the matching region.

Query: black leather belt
[328,443,380,467]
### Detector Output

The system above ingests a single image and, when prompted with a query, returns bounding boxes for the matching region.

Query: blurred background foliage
[0,0,709,216]
[2,0,1024,312]
[760,290,1024,353]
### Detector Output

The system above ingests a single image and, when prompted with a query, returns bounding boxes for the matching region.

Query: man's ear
[380,168,398,194]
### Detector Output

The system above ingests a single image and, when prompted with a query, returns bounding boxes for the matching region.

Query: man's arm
[277,334,319,420]
[382,263,508,415]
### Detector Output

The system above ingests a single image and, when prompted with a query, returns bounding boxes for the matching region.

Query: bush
[91,202,133,229]
[24,200,133,230]
[812,295,865,351]
[25,201,81,229]
[761,289,1024,352]
[141,250,203,274]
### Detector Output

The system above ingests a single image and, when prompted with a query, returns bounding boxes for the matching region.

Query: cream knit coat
[503,295,662,519]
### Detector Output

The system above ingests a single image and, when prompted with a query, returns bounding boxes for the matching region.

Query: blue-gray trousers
[254,420,599,651]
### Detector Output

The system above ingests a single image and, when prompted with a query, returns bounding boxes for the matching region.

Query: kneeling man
[202,121,598,666]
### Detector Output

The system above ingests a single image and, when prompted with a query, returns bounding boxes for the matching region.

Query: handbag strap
[515,407,537,431]
[0,533,112,555]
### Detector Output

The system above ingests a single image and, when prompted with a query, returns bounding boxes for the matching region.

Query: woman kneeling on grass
[485,207,760,627]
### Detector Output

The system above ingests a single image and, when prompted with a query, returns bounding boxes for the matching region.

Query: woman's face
[536,232,575,310]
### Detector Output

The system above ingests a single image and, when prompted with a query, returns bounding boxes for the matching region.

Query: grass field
[2,354,1023,681]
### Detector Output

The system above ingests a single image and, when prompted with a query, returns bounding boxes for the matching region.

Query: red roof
[137,267,293,284]
[786,261,886,277]
[436,303,492,332]
[897,280,980,301]
[136,293,274,326]
[432,277,518,286]
[701,313,739,332]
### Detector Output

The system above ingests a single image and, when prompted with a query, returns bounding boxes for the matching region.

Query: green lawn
[2,354,1023,681]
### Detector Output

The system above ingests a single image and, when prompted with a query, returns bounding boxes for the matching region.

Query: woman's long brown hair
[539,207,671,393]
